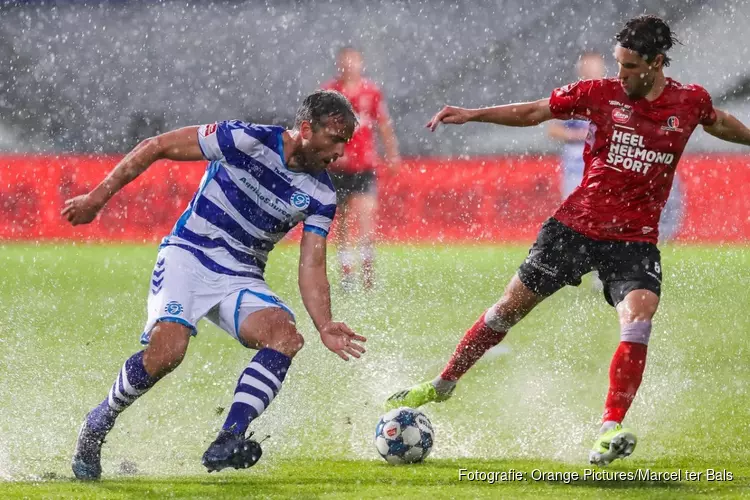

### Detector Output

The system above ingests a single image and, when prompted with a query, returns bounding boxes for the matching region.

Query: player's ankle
[431,377,456,396]
[600,420,620,433]
[222,422,248,438]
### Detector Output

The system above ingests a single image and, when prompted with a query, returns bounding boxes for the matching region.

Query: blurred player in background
[323,47,401,291]
[64,90,366,479]
[386,15,750,466]
[548,52,607,199]
[549,51,685,242]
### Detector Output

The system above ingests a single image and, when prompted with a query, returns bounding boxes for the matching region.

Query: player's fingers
[427,108,447,130]
[344,347,361,359]
[429,111,447,131]
[426,112,439,128]
[335,349,349,361]
[349,333,367,343]
[348,342,366,354]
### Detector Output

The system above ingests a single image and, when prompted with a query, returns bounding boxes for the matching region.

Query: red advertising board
[0,154,748,243]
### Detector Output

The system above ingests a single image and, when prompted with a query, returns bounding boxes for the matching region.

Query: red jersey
[323,78,385,173]
[549,77,716,243]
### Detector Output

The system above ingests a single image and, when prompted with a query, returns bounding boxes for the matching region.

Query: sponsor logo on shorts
[165,301,184,315]
[526,258,558,277]
[290,191,311,210]
[611,107,632,124]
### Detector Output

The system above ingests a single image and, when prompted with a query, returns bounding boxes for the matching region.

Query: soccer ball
[374,407,434,464]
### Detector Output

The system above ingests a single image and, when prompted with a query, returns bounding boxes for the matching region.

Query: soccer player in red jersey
[323,47,401,291]
[385,15,750,466]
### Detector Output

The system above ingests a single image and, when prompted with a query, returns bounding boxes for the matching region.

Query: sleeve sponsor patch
[199,123,217,137]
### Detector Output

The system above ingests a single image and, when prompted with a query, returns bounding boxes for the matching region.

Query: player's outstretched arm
[62,126,205,225]
[426,98,553,131]
[703,109,750,146]
[298,230,366,361]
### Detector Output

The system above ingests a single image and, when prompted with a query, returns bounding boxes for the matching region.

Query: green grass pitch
[0,243,749,498]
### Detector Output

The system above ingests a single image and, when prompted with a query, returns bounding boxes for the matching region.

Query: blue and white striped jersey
[161,120,337,280]
[561,119,589,175]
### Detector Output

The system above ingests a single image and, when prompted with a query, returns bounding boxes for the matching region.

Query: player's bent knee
[273,330,304,358]
[239,308,302,357]
[618,289,659,324]
[143,321,192,378]
[263,319,304,357]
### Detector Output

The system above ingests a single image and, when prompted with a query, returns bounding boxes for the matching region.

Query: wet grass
[0,243,748,497]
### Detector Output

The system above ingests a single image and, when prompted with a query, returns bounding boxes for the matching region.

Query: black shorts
[330,170,377,199]
[517,218,662,307]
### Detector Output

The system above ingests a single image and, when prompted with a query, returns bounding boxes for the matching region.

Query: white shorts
[140,245,295,345]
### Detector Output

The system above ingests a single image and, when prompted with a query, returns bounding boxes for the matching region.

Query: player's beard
[625,73,655,100]
[294,150,325,174]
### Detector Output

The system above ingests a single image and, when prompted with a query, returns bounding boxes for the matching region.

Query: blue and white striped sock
[222,348,291,436]
[87,351,157,433]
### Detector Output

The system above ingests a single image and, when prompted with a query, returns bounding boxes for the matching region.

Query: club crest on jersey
[290,191,311,210]
[200,123,217,137]
[611,107,632,124]
[661,116,683,132]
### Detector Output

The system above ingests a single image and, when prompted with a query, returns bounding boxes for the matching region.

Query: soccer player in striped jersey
[64,90,366,479]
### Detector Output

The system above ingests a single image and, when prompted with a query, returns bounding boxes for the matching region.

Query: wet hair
[616,15,679,67]
[294,89,358,131]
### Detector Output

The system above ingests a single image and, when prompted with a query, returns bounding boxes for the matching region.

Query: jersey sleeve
[197,120,256,161]
[695,85,717,126]
[549,80,598,120]
[303,199,337,238]
[197,122,223,160]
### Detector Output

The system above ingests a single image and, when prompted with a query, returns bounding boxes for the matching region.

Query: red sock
[341,264,353,277]
[603,341,648,423]
[440,313,507,382]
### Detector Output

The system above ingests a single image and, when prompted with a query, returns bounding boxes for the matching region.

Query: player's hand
[426,105,473,131]
[61,193,104,226]
[319,321,367,361]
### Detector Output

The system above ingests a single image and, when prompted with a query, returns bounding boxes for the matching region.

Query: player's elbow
[519,99,552,127]
[528,103,551,125]
[298,262,328,288]
[136,135,167,160]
